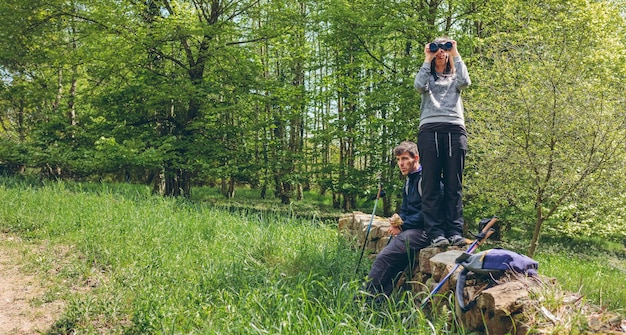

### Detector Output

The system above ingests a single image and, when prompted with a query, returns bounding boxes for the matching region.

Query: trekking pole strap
[455,269,473,312]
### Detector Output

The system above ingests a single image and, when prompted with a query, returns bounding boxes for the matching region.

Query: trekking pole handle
[467,227,496,253]
[476,229,495,247]
[468,218,498,254]
[480,217,498,234]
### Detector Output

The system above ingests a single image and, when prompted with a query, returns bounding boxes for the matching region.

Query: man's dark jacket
[399,168,424,230]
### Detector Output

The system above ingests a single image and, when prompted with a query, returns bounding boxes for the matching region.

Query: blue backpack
[455,248,538,312]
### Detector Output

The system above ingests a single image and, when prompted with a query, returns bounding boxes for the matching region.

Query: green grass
[0,178,624,334]
[0,179,452,334]
[535,251,626,311]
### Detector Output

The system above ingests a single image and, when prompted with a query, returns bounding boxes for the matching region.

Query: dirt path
[0,235,64,335]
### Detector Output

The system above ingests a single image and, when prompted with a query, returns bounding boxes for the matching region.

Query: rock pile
[338,211,391,255]
[339,211,626,334]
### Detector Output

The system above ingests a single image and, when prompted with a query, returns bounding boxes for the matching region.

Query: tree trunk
[53,68,62,113]
[383,196,391,218]
[332,192,340,209]
[296,184,303,201]
[528,192,544,258]
[153,167,191,198]
[220,178,228,197]
[68,71,77,127]
[274,175,291,205]
[342,195,352,212]
[227,177,235,198]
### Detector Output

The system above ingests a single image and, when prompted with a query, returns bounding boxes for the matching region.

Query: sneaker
[430,236,450,248]
[449,235,467,246]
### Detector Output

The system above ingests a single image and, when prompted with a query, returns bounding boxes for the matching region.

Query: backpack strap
[416,175,443,198]
[418,178,422,197]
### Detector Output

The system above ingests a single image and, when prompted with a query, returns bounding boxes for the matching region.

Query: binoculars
[429,41,453,52]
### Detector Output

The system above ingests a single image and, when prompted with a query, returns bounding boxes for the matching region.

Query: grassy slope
[0,179,623,333]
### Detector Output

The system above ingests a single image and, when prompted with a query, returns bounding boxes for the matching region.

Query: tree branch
[352,33,397,74]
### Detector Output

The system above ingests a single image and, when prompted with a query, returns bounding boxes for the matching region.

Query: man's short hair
[393,141,418,157]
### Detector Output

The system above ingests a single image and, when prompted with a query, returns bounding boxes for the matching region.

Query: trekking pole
[355,183,383,274]
[419,216,498,309]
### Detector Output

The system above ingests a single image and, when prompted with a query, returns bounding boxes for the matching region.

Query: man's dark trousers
[366,228,429,297]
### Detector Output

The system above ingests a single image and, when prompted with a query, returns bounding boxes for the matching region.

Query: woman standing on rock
[414,37,471,248]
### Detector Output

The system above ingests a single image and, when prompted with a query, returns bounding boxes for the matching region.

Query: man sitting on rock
[358,141,431,305]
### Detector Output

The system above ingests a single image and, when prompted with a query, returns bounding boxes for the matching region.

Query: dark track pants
[417,130,467,240]
[365,228,429,297]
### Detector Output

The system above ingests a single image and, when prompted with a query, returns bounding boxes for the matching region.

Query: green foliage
[0,137,29,171]
[465,0,626,255]
[548,197,626,241]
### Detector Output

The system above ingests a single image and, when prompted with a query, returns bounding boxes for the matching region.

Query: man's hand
[388,213,403,237]
[388,226,402,237]
[389,213,403,227]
